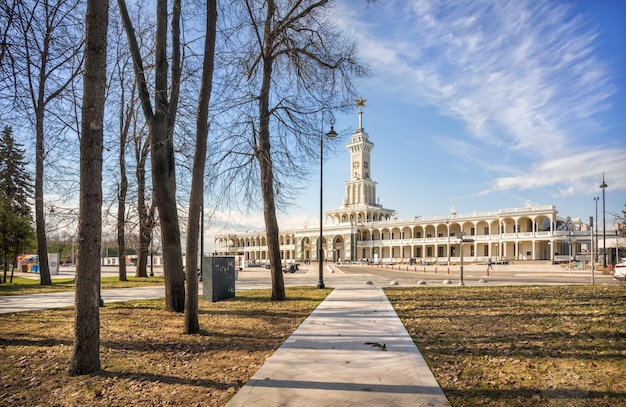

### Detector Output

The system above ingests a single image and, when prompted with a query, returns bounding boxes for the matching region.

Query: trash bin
[202,256,236,302]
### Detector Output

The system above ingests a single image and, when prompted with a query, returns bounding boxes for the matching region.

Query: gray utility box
[202,256,236,302]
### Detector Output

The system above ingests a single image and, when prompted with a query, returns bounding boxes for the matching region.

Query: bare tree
[11,0,84,286]
[69,0,109,376]
[118,0,185,311]
[113,40,134,282]
[216,0,366,300]
[184,0,217,334]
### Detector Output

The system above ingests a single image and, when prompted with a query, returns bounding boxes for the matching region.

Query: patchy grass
[385,285,626,407]
[0,287,330,406]
[0,276,163,296]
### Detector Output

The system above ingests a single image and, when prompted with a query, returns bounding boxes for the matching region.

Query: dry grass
[385,285,626,407]
[0,287,330,407]
[2,283,625,406]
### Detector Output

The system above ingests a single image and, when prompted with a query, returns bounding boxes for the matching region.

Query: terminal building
[214,102,610,267]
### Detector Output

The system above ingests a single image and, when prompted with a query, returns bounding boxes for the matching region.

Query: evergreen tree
[0,126,33,218]
[0,125,35,283]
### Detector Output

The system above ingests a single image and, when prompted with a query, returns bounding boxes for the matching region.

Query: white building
[215,102,606,267]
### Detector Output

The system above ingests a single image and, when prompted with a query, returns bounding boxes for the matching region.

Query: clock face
[363,161,369,169]
[353,161,360,168]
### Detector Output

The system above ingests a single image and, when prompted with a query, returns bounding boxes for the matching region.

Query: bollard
[423,267,426,273]
[447,267,450,275]
[435,267,437,274]
[486,266,490,277]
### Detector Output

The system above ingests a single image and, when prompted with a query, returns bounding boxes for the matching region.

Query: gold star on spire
[355,96,367,109]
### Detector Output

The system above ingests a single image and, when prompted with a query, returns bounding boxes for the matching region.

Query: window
[470,227,475,235]
[484,226,489,235]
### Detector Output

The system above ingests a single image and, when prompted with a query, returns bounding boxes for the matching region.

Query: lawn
[0,287,330,406]
[385,285,626,407]
[1,285,624,406]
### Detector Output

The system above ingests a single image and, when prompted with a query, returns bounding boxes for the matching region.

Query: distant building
[215,101,602,266]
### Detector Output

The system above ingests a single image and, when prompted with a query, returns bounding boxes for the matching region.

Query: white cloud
[343,0,623,196]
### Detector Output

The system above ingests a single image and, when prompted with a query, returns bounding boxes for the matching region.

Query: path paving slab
[226,285,449,406]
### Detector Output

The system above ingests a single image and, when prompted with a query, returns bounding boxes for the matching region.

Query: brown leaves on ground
[385,285,626,407]
[0,287,329,406]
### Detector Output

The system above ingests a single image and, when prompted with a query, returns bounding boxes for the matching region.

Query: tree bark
[118,0,185,311]
[35,81,51,286]
[257,0,285,301]
[69,0,108,376]
[116,101,128,282]
[184,0,217,334]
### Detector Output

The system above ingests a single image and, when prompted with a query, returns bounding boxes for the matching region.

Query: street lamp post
[600,174,607,268]
[568,232,573,274]
[614,224,619,266]
[590,217,594,285]
[458,231,473,286]
[594,196,599,263]
[318,110,337,289]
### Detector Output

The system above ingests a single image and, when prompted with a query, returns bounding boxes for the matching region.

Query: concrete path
[0,286,165,314]
[226,285,449,407]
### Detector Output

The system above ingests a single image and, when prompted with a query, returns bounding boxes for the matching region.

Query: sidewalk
[0,285,165,314]
[226,285,449,406]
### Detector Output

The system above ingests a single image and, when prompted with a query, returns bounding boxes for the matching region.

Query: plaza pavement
[2,264,621,406]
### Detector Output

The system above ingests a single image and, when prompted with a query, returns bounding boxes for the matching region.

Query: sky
[207,0,626,248]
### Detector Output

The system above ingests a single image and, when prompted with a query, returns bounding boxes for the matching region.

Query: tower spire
[355,96,367,131]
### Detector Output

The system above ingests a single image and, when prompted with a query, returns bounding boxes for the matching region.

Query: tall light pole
[614,224,620,266]
[590,217,594,285]
[318,110,337,289]
[600,174,607,268]
[458,231,473,286]
[594,196,599,263]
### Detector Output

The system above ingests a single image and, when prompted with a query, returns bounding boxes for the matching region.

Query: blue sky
[209,0,626,244]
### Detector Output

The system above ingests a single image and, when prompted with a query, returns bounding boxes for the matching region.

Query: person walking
[487,258,494,271]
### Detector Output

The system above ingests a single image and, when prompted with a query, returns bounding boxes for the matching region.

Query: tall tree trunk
[69,0,108,376]
[135,163,151,278]
[135,143,151,278]
[117,118,128,282]
[116,73,134,282]
[35,105,51,286]
[118,0,184,310]
[257,1,285,301]
[152,0,184,312]
[184,0,217,334]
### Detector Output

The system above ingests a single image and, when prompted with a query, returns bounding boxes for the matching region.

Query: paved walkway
[226,284,449,406]
[0,286,166,314]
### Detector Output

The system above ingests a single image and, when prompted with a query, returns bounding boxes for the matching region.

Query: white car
[614,258,626,282]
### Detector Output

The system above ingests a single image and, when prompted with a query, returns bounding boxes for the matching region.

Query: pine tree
[0,126,33,218]
[0,125,35,283]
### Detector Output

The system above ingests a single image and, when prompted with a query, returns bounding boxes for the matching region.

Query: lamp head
[326,126,337,139]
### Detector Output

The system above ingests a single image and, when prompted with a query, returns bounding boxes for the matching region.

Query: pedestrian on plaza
[487,258,494,271]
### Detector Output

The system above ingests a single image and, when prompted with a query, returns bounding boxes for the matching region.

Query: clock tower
[345,97,376,205]
[325,97,395,224]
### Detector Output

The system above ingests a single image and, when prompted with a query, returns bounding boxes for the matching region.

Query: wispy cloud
[340,0,623,194]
